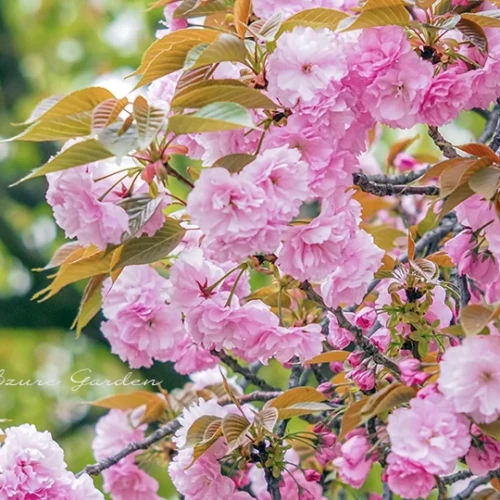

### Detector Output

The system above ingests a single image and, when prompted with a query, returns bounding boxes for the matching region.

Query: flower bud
[355,307,377,330]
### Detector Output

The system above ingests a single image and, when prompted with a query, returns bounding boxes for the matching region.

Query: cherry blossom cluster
[6,0,500,498]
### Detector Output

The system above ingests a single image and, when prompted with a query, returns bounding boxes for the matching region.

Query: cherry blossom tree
[3,0,500,498]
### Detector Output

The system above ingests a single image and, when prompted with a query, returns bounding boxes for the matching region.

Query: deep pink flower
[349,365,376,391]
[466,428,500,476]
[355,307,377,330]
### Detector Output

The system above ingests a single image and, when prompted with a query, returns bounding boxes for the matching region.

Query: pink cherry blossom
[387,393,471,474]
[46,165,129,250]
[420,71,472,126]
[167,336,219,375]
[385,453,436,500]
[321,230,384,308]
[349,365,376,391]
[278,195,361,281]
[102,458,161,500]
[370,328,391,353]
[439,336,500,424]
[399,359,429,386]
[362,51,433,129]
[355,307,377,330]
[327,313,354,349]
[333,431,374,488]
[267,27,348,107]
[466,427,500,476]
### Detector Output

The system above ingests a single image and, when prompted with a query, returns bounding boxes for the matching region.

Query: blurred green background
[0,0,184,495]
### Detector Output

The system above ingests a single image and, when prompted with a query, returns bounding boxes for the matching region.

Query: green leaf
[305,351,350,365]
[168,102,256,134]
[438,183,475,219]
[468,167,500,200]
[221,414,251,450]
[113,217,186,269]
[20,87,114,124]
[12,139,114,185]
[234,0,252,38]
[98,122,139,161]
[171,80,277,109]
[6,112,92,142]
[174,0,227,19]
[134,29,220,88]
[338,0,410,31]
[185,416,223,447]
[360,383,417,422]
[133,96,167,149]
[72,275,105,337]
[185,34,248,69]
[456,18,489,51]
[462,11,500,28]
[213,153,256,172]
[247,13,283,41]
[40,242,84,271]
[92,97,129,133]
[339,398,368,440]
[117,194,166,242]
[279,8,349,34]
[267,387,330,419]
[255,407,279,433]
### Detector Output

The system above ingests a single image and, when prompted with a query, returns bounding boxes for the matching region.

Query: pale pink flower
[157,3,188,37]
[169,248,225,312]
[420,71,472,126]
[185,293,240,351]
[321,230,384,308]
[102,458,161,500]
[71,473,105,500]
[385,453,436,500]
[46,165,129,250]
[370,328,391,353]
[333,431,374,488]
[101,265,170,320]
[101,301,185,369]
[241,146,310,222]
[439,336,500,423]
[387,393,471,474]
[327,313,354,349]
[267,27,348,107]
[92,410,146,461]
[168,336,218,375]
[278,196,361,281]
[466,427,500,476]
[348,26,411,85]
[247,323,324,364]
[147,72,180,111]
[363,52,433,129]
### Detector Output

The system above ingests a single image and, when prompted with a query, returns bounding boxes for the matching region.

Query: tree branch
[428,126,460,159]
[299,282,400,375]
[353,173,439,197]
[77,390,282,478]
[450,468,500,499]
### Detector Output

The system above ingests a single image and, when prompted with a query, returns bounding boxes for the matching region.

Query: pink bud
[141,163,156,183]
[304,470,321,482]
[313,423,328,434]
[329,361,344,373]
[370,328,391,353]
[322,432,337,447]
[350,365,376,391]
[347,350,364,368]
[317,382,333,394]
[355,307,377,330]
[394,152,418,171]
[399,358,428,386]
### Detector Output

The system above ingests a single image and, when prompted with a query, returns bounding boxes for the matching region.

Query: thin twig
[353,173,439,197]
[214,350,280,392]
[441,469,474,485]
[479,106,499,144]
[363,167,431,185]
